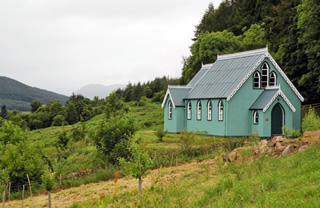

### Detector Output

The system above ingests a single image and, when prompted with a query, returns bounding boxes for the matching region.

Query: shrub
[52,115,66,126]
[302,107,320,132]
[180,131,194,156]
[247,132,260,144]
[282,126,301,138]
[221,138,245,152]
[155,127,167,142]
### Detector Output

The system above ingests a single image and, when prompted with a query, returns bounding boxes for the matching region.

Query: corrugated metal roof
[250,89,279,110]
[187,63,212,87]
[168,86,191,107]
[188,49,266,99]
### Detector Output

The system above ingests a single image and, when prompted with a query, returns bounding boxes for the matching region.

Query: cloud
[0,0,222,96]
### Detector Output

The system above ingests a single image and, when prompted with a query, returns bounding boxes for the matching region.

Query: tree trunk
[48,191,51,208]
[138,176,142,198]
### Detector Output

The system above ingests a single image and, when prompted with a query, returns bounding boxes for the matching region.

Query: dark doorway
[271,103,284,135]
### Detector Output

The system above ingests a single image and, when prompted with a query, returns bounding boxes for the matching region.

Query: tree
[241,24,266,50]
[296,0,320,103]
[0,105,7,119]
[0,122,44,184]
[52,115,66,126]
[0,169,9,207]
[118,137,153,198]
[30,100,42,113]
[92,116,136,164]
[41,170,54,208]
[66,102,79,125]
[181,30,241,84]
[105,92,126,119]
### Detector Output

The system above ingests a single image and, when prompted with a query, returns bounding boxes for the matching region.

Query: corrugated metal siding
[250,89,279,109]
[187,54,264,99]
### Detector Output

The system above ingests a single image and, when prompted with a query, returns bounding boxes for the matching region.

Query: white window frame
[253,111,259,124]
[253,71,260,88]
[269,72,276,87]
[261,62,269,88]
[187,101,191,120]
[207,100,212,121]
[168,101,172,120]
[218,100,223,121]
[197,100,202,120]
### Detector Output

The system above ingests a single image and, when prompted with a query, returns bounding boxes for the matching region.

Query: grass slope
[69,145,320,207]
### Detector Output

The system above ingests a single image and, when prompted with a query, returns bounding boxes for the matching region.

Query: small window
[269,72,276,87]
[253,111,259,124]
[187,101,191,120]
[197,100,201,120]
[261,62,269,88]
[168,101,172,120]
[207,100,212,121]
[253,72,260,88]
[218,100,223,121]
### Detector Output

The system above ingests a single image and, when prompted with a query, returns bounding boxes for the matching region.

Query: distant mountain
[0,76,69,111]
[76,84,126,99]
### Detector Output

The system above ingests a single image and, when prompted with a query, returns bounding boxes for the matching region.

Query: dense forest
[181,0,320,104]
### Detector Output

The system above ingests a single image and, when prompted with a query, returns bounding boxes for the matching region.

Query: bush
[302,107,320,132]
[180,131,194,156]
[155,127,167,142]
[282,126,301,138]
[52,115,66,126]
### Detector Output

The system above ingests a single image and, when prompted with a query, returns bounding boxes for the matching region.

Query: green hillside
[0,76,69,111]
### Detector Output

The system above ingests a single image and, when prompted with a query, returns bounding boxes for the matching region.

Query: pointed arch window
[207,100,212,121]
[218,100,223,121]
[253,111,259,124]
[253,72,260,88]
[261,62,269,88]
[197,100,202,120]
[168,101,172,120]
[187,101,191,120]
[269,72,276,87]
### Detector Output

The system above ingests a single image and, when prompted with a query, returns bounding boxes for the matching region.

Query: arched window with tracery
[261,62,269,88]
[253,111,259,124]
[253,71,260,88]
[218,100,223,121]
[187,101,191,120]
[197,100,202,120]
[168,101,172,120]
[207,100,212,121]
[269,72,277,87]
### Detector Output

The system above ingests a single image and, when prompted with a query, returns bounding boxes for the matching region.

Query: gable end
[227,52,304,102]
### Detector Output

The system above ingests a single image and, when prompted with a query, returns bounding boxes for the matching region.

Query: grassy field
[8,100,319,207]
[8,100,228,199]
[67,145,320,208]
[9,144,320,207]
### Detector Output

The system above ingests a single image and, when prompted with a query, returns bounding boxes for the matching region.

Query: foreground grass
[69,145,320,207]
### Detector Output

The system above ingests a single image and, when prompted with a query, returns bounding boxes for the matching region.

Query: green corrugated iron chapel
[162,47,304,138]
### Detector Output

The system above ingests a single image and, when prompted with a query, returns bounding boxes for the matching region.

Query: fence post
[27,175,34,208]
[22,185,24,208]
[8,183,10,208]
[60,174,62,186]
[2,185,6,208]
[175,152,178,166]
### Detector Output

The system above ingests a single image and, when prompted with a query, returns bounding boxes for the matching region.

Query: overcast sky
[0,0,222,96]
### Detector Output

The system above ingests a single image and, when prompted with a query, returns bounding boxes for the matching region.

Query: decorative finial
[217,53,219,59]
[266,44,268,51]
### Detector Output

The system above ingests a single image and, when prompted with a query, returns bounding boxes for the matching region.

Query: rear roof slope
[188,48,266,99]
